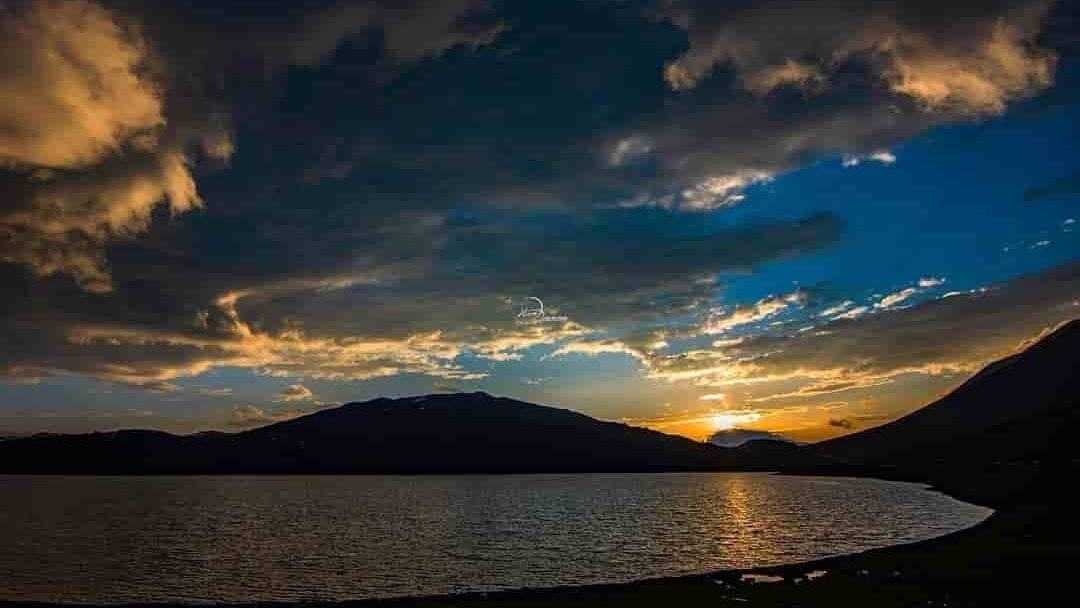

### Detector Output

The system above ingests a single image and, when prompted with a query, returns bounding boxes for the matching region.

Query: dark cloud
[662,0,1054,111]
[0,0,232,292]
[0,206,843,386]
[0,0,1074,397]
[0,0,503,294]
[827,413,893,432]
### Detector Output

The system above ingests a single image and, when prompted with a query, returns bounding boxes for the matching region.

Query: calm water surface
[0,473,991,603]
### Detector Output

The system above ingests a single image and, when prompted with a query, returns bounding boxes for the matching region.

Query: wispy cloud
[703,289,811,335]
[843,151,897,167]
[275,384,315,402]
[228,402,336,429]
[639,263,1080,408]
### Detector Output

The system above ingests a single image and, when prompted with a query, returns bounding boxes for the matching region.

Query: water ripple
[0,473,991,604]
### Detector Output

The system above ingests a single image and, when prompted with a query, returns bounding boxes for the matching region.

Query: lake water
[0,473,991,603]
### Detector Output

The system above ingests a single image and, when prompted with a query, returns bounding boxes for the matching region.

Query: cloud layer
[0,0,233,292]
[643,263,1080,394]
[662,0,1055,115]
[0,0,1074,438]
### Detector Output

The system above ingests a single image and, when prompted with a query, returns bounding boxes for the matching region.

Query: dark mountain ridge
[807,319,1080,508]
[816,319,1080,467]
[0,392,824,474]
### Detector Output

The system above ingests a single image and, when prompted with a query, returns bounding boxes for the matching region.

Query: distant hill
[0,392,827,474]
[708,429,800,448]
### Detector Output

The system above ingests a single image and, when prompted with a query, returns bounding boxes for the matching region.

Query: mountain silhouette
[817,319,1080,466]
[809,319,1080,506]
[0,392,822,474]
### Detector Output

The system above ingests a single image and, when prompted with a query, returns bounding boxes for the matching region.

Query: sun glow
[712,412,762,431]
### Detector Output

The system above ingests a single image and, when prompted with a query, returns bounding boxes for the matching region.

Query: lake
[0,473,991,603]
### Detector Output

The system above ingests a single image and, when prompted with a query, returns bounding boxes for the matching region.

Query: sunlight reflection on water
[0,473,991,603]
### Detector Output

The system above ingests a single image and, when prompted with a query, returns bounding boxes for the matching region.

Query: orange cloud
[0,0,162,169]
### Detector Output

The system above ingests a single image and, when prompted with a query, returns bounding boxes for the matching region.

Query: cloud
[875,276,948,309]
[0,281,493,388]
[185,0,1067,234]
[288,0,502,67]
[0,0,163,169]
[275,384,315,402]
[671,171,773,211]
[832,306,870,320]
[0,0,232,292]
[0,0,502,295]
[642,262,1080,395]
[821,300,855,318]
[702,288,811,334]
[876,287,920,309]
[749,377,895,403]
[827,413,893,431]
[549,340,640,359]
[843,151,897,167]
[743,60,826,96]
[228,402,335,429]
[608,137,653,167]
[432,381,463,393]
[918,277,947,288]
[662,0,1056,115]
[0,0,1071,407]
[229,405,273,428]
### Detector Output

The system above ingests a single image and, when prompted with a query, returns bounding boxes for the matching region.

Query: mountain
[707,428,800,448]
[0,392,824,474]
[817,319,1080,467]
[808,319,1080,507]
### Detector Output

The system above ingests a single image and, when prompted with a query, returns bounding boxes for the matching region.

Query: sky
[1,0,1079,442]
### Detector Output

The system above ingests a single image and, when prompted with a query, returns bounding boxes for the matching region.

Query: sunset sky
[1,0,1079,442]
